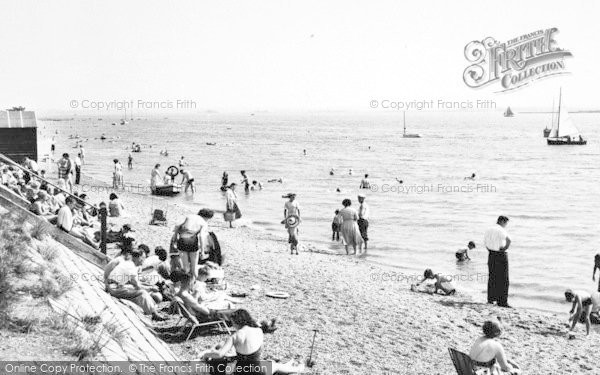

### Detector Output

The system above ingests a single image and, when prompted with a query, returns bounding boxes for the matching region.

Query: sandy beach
[75,176,599,375]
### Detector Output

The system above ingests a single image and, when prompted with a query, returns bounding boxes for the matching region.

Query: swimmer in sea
[395,178,403,184]
[464,173,476,180]
[329,168,334,176]
[349,168,353,175]
[267,178,283,183]
[456,241,476,262]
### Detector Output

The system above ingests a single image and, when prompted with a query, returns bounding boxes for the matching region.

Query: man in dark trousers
[484,215,512,307]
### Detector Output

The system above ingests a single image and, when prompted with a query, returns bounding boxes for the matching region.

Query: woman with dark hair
[338,199,363,255]
[201,309,306,374]
[469,318,521,374]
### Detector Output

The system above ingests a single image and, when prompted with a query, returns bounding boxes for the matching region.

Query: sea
[39,110,600,314]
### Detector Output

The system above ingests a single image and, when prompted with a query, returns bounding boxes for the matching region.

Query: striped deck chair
[448,348,476,375]
[172,296,231,341]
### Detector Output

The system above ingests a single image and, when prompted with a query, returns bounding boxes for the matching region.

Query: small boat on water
[402,111,420,138]
[206,142,216,146]
[547,89,587,145]
[151,184,181,196]
[504,106,514,117]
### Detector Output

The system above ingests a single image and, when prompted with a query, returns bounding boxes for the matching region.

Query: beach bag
[223,211,235,222]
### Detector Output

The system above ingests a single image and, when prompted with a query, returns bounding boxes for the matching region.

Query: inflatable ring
[266,291,290,299]
[285,215,300,228]
[166,165,179,177]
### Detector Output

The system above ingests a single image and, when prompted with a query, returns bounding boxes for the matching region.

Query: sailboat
[402,112,420,138]
[547,89,586,145]
[504,107,514,117]
[543,99,553,137]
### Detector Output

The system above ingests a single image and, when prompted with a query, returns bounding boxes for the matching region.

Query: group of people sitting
[102,208,306,374]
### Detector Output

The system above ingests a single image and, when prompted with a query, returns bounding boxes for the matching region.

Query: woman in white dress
[225,183,240,228]
[339,199,363,255]
[112,159,124,189]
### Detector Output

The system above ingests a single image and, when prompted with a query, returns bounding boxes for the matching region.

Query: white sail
[556,99,580,138]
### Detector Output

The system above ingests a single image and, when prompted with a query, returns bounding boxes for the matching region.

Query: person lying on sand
[565,289,599,336]
[456,241,476,262]
[175,273,240,322]
[411,269,456,295]
[200,309,305,374]
[469,318,521,375]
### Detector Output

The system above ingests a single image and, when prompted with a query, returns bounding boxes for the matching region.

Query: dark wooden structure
[0,109,38,162]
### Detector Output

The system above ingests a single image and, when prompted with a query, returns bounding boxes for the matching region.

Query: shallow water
[41,110,600,313]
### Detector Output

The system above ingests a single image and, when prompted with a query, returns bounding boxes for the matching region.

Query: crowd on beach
[2,138,599,375]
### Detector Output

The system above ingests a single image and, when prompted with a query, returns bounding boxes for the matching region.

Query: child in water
[456,241,476,262]
[593,254,600,292]
[412,269,456,295]
[331,209,342,241]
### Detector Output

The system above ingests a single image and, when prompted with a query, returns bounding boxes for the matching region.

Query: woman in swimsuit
[469,318,521,375]
[170,210,212,280]
[201,309,306,374]
[565,289,595,336]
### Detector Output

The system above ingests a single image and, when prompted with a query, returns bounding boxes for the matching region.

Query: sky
[1,0,599,114]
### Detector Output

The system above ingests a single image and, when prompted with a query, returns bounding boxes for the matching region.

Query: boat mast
[556,88,562,137]
[403,111,406,135]
[551,98,554,128]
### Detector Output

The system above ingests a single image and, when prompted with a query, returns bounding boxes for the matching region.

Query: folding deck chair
[448,348,476,375]
[172,296,231,341]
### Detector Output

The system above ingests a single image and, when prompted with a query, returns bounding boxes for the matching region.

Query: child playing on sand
[412,269,456,295]
[456,241,476,262]
[331,210,342,241]
[593,254,600,292]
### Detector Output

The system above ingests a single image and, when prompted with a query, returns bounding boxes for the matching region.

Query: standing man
[357,194,370,252]
[57,153,73,193]
[484,215,512,308]
[127,152,133,170]
[283,193,300,255]
[74,153,82,185]
[180,168,195,194]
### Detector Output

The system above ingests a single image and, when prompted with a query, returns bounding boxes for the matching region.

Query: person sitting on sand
[30,190,57,223]
[103,245,166,321]
[456,241,476,262]
[469,318,521,375]
[153,247,171,280]
[565,289,599,336]
[201,309,306,375]
[108,193,125,217]
[412,269,456,295]
[593,254,600,293]
[57,196,98,249]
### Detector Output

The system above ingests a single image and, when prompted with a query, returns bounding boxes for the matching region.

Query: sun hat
[285,214,300,228]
